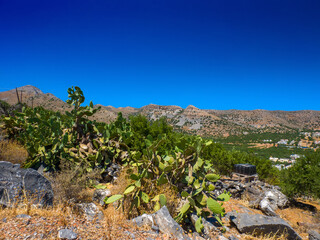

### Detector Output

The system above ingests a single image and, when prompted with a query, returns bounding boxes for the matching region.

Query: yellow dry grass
[0,140,28,165]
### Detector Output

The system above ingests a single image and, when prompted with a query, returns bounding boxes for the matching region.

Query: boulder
[92,189,111,206]
[74,202,103,220]
[229,213,302,240]
[0,161,53,207]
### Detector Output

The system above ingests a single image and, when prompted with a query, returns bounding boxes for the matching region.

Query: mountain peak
[17,85,43,95]
[186,105,199,110]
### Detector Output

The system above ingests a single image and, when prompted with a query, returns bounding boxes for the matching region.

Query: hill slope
[1,85,320,137]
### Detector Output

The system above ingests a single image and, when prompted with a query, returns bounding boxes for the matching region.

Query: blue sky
[0,0,319,110]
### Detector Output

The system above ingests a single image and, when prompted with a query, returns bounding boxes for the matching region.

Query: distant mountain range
[1,85,320,137]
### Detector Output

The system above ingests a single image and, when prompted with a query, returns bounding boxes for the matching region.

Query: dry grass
[0,139,28,164]
[109,167,180,219]
[276,205,320,239]
[0,202,170,239]
[48,164,101,204]
[241,231,288,240]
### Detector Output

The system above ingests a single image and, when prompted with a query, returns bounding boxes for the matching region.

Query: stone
[92,189,111,206]
[132,213,154,227]
[247,187,289,216]
[218,236,228,240]
[74,202,104,220]
[0,161,54,207]
[16,214,31,219]
[192,232,206,240]
[58,229,77,240]
[229,213,302,240]
[190,213,218,238]
[258,189,288,216]
[124,230,136,238]
[152,206,191,240]
[259,197,278,216]
[101,163,121,182]
[228,236,239,240]
[309,230,320,240]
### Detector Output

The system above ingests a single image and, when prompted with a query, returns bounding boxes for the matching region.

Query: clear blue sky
[0,0,319,110]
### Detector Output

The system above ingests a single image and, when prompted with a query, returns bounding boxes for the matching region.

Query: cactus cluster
[1,86,231,233]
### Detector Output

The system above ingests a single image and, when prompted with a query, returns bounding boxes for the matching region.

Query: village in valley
[268,131,320,169]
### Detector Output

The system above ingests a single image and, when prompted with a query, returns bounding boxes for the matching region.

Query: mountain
[0,85,71,112]
[1,85,320,137]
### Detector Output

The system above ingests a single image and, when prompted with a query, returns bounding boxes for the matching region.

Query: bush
[280,150,320,199]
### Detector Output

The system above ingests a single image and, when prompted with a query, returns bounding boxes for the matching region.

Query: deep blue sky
[1,0,319,110]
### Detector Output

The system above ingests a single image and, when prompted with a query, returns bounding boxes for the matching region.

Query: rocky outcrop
[132,206,191,240]
[0,161,54,207]
[214,178,289,216]
[229,213,302,240]
[213,180,246,199]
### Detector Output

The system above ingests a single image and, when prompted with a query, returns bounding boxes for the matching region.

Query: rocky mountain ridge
[1,85,320,137]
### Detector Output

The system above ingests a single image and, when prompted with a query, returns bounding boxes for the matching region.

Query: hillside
[1,85,320,137]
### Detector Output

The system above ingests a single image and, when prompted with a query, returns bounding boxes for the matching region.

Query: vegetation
[2,86,319,234]
[280,150,320,199]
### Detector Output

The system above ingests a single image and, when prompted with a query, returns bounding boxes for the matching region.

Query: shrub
[280,150,320,199]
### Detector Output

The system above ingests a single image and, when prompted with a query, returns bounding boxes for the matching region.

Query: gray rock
[192,232,206,240]
[248,189,289,216]
[74,202,103,220]
[152,206,191,240]
[229,213,302,240]
[132,213,154,227]
[2,217,7,223]
[101,163,121,182]
[309,230,320,240]
[124,230,136,239]
[190,213,218,238]
[259,197,278,216]
[0,161,54,207]
[58,229,77,239]
[92,189,111,206]
[228,236,239,240]
[218,236,228,240]
[16,214,31,219]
